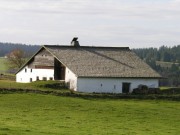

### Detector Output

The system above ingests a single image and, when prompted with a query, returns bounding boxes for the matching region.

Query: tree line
[0,42,40,73]
[0,42,40,57]
[133,45,180,87]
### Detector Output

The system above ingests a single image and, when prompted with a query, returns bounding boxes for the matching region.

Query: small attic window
[25,68,27,72]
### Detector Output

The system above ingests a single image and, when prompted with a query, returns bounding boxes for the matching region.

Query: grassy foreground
[0,93,179,135]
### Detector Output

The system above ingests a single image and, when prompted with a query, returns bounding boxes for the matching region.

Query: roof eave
[77,76,162,79]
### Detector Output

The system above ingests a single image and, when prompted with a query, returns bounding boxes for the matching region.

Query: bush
[132,84,161,94]
[161,88,180,94]
[148,88,161,94]
[132,85,148,94]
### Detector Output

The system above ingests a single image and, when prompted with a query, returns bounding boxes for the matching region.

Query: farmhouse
[16,38,161,93]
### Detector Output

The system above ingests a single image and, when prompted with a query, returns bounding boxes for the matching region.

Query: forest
[133,45,180,86]
[0,42,40,57]
[0,42,179,86]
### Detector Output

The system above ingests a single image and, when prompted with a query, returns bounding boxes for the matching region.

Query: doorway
[54,58,66,80]
[122,83,131,93]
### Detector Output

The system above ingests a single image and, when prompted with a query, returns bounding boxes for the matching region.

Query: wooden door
[122,83,130,93]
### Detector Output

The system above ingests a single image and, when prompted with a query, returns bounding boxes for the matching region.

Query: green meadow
[0,93,179,135]
[0,80,68,91]
[0,57,179,134]
[0,57,7,72]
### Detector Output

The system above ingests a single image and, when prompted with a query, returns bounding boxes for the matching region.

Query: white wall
[16,66,159,94]
[77,78,159,93]
[16,66,78,89]
[16,66,54,83]
[65,68,77,91]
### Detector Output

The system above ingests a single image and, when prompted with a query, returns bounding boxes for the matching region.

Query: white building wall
[16,66,159,94]
[16,66,54,83]
[77,78,159,93]
[65,68,77,91]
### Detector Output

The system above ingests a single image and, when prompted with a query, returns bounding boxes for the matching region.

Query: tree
[6,49,26,70]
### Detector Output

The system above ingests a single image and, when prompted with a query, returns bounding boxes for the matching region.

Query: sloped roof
[44,45,161,78]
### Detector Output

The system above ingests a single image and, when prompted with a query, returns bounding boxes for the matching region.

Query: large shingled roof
[44,45,161,78]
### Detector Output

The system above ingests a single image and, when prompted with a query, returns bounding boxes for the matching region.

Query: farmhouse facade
[16,38,161,93]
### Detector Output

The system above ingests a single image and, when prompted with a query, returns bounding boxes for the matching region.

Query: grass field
[0,57,7,72]
[0,93,179,135]
[0,80,68,91]
[156,61,179,68]
[160,87,178,90]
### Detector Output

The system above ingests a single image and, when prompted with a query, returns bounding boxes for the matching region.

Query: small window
[25,68,27,72]
[43,77,47,81]
[114,85,116,89]
[31,69,32,72]
[49,77,53,80]
[36,76,39,81]
[30,78,32,82]
[101,84,103,87]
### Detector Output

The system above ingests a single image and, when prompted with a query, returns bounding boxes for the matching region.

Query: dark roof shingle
[44,45,161,78]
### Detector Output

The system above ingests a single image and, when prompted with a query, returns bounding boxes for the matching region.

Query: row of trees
[133,45,180,63]
[133,45,180,87]
[0,42,40,57]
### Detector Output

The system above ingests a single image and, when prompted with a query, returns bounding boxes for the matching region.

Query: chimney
[71,37,80,47]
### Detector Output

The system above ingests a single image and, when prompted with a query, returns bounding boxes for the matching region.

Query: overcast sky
[0,0,180,48]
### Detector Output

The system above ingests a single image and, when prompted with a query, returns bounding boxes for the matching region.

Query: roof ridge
[43,45,130,50]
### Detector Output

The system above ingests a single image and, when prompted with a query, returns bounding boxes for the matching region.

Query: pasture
[0,93,179,135]
[0,57,7,72]
[0,80,68,91]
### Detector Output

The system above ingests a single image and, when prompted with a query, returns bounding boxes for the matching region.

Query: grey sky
[0,0,180,48]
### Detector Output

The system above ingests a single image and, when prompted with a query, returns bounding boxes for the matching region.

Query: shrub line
[0,88,180,101]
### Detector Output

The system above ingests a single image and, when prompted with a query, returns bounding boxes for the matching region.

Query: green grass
[160,86,180,91]
[0,57,7,72]
[0,93,179,135]
[160,87,177,90]
[156,61,179,68]
[0,80,69,92]
[0,80,180,101]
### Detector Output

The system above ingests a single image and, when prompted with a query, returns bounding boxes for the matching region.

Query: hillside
[0,57,7,72]
[133,45,180,86]
[0,42,40,57]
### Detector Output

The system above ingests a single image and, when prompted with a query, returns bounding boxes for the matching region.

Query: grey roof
[44,45,161,78]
